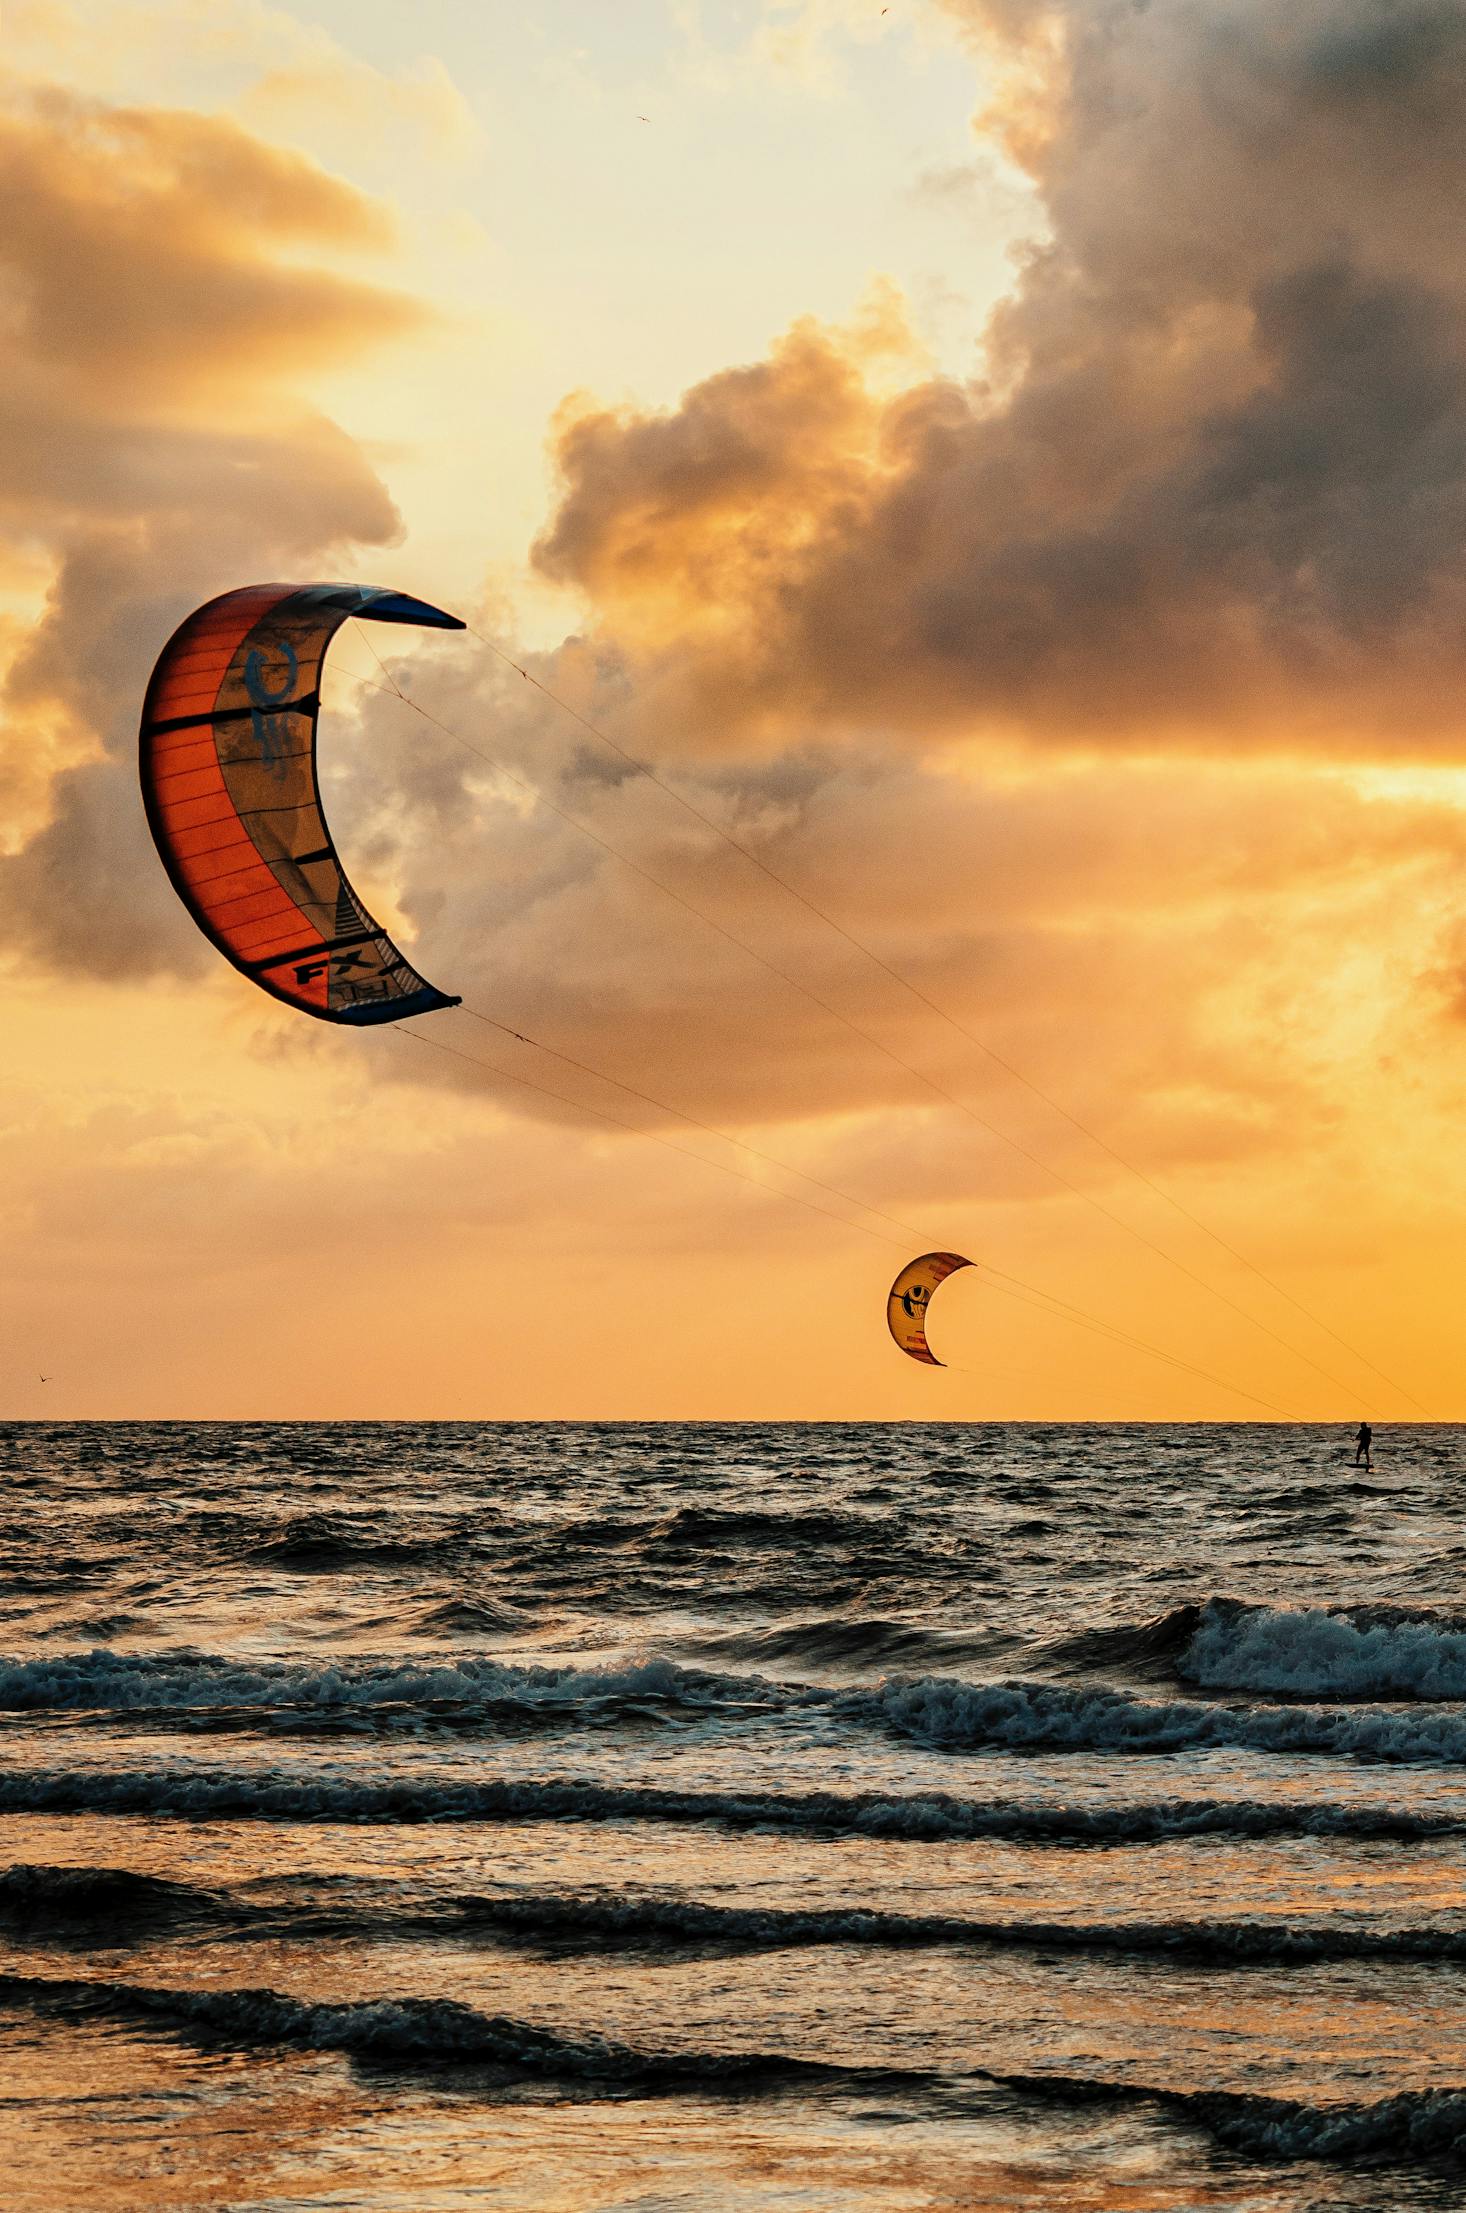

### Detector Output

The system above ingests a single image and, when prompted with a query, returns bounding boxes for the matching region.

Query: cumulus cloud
[4,0,1460,1221]
[534,0,1466,755]
[0,73,427,973]
[315,610,1466,1204]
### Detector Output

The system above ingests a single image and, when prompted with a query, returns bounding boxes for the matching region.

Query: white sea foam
[15,1639,1466,1767]
[875,1672,1466,1763]
[998,2070,1466,2166]
[0,1649,825,1720]
[1178,1598,1466,1699]
[1155,2082,1466,2164]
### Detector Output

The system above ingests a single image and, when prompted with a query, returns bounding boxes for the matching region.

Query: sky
[4,0,1466,1421]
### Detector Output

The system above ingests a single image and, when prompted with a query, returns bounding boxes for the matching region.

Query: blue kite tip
[356,589,466,631]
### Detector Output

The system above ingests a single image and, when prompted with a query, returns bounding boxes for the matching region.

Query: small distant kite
[140,584,464,1027]
[886,1252,972,1366]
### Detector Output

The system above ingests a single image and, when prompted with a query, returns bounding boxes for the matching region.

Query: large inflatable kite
[886,1251,973,1366]
[139,583,462,1025]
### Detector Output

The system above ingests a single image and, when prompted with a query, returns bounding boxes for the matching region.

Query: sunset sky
[5,0,1466,1421]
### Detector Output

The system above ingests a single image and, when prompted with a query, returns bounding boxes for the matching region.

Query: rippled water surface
[4,1419,1466,2209]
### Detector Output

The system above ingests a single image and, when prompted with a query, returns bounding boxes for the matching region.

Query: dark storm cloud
[533,0,1466,754]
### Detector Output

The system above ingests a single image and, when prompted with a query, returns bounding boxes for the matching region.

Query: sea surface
[4,1421,1466,2210]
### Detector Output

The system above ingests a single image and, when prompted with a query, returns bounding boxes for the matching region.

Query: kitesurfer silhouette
[1355,1421,1373,1471]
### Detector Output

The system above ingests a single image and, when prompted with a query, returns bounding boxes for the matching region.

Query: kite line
[393,1017,1300,1418]
[343,628,1416,1416]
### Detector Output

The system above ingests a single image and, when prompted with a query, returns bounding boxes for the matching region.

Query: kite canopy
[139,583,464,1026]
[886,1251,973,1367]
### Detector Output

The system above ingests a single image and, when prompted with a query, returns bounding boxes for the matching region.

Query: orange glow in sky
[3,1,1464,1421]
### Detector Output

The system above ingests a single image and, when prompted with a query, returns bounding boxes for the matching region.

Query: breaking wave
[1177,1597,1466,1700]
[0,1763,1452,1843]
[877,1673,1466,1762]
[19,1641,1466,1766]
[693,1592,1466,1708]
[1013,2072,1466,2167]
[0,1649,826,1729]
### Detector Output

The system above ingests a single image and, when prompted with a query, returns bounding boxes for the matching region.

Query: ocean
[3,1418,1466,2211]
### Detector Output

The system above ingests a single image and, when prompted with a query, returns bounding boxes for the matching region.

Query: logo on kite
[886,1252,973,1367]
[139,582,465,1027]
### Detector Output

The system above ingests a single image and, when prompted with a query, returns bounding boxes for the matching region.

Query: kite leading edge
[139,582,463,1026]
[887,1251,973,1366]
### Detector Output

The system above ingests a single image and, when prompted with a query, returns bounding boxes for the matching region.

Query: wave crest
[876,1671,1466,1762]
[1178,1597,1466,1699]
[0,1648,826,1728]
[6,1969,1466,2166]
[0,1764,1450,1843]
[0,1970,836,2086]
